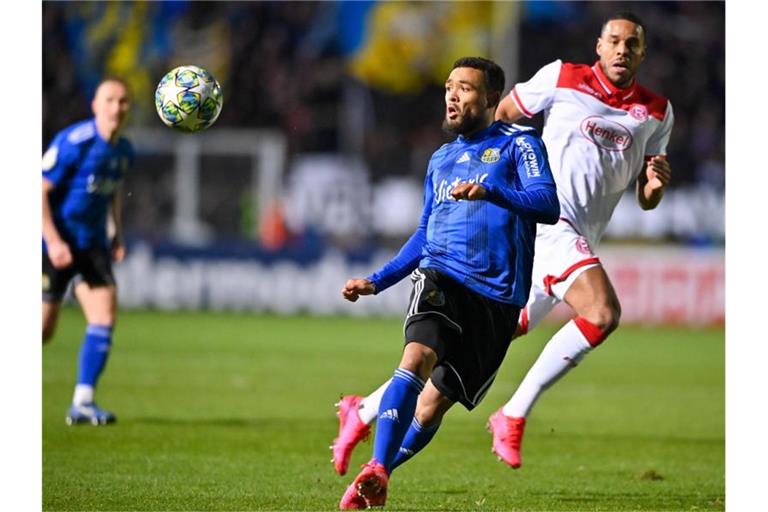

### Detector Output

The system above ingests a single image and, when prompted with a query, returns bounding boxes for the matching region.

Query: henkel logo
[580,116,633,151]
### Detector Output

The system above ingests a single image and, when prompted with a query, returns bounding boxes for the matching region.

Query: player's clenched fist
[645,155,672,190]
[342,278,376,302]
[450,182,487,201]
[47,239,73,269]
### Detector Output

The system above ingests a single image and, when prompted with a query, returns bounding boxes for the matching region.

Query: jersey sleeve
[644,101,674,156]
[42,132,78,186]
[366,166,433,293]
[483,133,559,224]
[509,60,562,118]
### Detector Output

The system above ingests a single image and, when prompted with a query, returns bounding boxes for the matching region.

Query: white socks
[358,379,391,424]
[72,384,95,406]
[502,319,593,418]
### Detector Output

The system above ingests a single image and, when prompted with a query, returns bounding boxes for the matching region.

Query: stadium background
[40,1,725,511]
[43,0,724,322]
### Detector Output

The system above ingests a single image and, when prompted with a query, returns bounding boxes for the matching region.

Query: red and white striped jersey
[510,60,674,247]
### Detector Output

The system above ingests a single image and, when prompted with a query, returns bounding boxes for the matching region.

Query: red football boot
[488,408,527,469]
[332,395,372,476]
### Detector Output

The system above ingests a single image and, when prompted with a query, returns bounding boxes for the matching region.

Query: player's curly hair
[452,57,505,107]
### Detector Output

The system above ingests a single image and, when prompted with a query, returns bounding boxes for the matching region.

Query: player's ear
[488,91,501,109]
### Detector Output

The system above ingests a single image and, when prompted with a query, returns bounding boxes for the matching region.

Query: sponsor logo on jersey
[481,148,500,163]
[580,116,633,151]
[86,174,121,196]
[434,173,488,205]
[514,137,541,177]
[629,103,649,122]
[456,151,470,163]
[42,146,58,172]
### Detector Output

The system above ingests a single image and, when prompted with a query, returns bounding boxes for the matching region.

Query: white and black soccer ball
[155,65,223,132]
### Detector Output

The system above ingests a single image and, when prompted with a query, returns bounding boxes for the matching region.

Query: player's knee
[414,407,444,429]
[401,342,438,380]
[577,302,620,347]
[415,395,451,427]
[585,296,621,332]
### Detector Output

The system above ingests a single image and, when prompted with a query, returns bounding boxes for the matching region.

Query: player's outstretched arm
[342,278,376,302]
[637,155,671,210]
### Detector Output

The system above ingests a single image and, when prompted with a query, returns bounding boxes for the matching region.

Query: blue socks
[391,418,441,471]
[372,368,424,471]
[76,324,113,388]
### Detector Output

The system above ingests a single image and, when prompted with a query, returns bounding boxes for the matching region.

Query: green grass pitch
[43,309,724,511]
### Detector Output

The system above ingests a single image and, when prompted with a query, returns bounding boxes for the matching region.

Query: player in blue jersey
[42,77,133,426]
[336,57,559,509]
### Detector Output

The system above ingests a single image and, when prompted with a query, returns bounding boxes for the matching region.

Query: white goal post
[126,128,286,244]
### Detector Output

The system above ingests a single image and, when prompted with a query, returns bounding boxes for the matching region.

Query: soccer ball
[155,65,223,132]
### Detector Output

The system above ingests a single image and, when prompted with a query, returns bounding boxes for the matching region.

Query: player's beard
[442,111,485,136]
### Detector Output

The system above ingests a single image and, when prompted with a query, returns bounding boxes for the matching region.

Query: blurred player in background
[337,57,559,509]
[42,77,133,426]
[332,11,674,473]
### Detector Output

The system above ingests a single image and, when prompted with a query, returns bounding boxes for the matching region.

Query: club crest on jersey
[629,103,649,122]
[481,148,500,163]
[580,116,633,152]
[575,237,592,255]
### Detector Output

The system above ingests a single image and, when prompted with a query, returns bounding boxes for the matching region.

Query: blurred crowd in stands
[43,1,725,245]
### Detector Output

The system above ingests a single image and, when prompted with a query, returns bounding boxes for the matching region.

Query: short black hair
[601,11,647,41]
[452,56,505,106]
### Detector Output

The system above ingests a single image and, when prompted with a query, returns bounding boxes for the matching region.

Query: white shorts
[520,219,601,333]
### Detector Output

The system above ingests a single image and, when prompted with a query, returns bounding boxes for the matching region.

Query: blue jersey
[368,122,559,306]
[42,119,133,250]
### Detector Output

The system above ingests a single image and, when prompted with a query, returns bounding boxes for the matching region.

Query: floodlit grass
[43,309,724,511]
